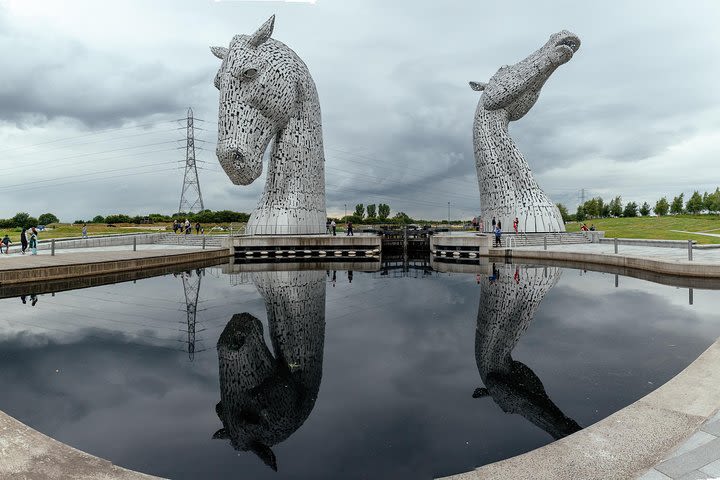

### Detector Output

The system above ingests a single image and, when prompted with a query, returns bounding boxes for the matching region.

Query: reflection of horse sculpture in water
[213,270,326,470]
[211,16,326,235]
[473,264,581,440]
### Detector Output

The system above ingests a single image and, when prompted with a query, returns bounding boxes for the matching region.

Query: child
[1,234,11,254]
[29,229,38,255]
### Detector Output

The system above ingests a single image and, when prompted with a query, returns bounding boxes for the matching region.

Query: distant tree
[709,188,720,213]
[378,203,390,220]
[38,213,59,225]
[623,201,638,217]
[73,219,85,225]
[556,203,570,222]
[639,202,651,216]
[601,203,611,217]
[366,204,377,219]
[354,204,365,219]
[92,215,105,223]
[686,191,704,214]
[104,214,132,224]
[609,196,623,217]
[654,197,669,216]
[393,211,413,224]
[575,205,586,222]
[670,193,685,215]
[11,212,31,228]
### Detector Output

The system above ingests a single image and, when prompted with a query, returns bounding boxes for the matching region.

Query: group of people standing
[325,219,353,236]
[173,219,203,235]
[1,227,38,255]
[487,216,521,247]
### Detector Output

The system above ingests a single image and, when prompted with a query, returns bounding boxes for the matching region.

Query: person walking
[195,222,201,234]
[1,234,11,254]
[29,228,38,255]
[331,220,336,236]
[513,217,518,234]
[20,227,28,254]
[478,218,484,233]
[326,219,331,234]
[82,223,88,239]
[491,216,496,232]
[346,221,354,236]
[172,220,179,234]
[184,219,191,235]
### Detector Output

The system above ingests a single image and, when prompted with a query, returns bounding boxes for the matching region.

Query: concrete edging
[439,339,720,480]
[0,249,231,285]
[493,248,720,278]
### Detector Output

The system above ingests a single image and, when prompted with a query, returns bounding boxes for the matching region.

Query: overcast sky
[0,0,719,221]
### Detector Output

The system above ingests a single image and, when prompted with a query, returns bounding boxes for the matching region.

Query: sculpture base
[245,208,327,236]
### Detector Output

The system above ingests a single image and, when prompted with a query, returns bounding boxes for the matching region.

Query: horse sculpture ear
[210,46,229,60]
[470,81,487,91]
[249,15,275,47]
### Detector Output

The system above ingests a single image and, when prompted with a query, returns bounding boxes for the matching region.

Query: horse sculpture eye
[242,68,258,80]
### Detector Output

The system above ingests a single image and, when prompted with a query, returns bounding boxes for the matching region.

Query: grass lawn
[0,223,242,243]
[565,215,720,244]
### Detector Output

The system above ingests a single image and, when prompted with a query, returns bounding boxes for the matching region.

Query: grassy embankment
[565,215,720,244]
[0,223,244,243]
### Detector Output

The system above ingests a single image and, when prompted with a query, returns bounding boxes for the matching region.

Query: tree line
[557,189,720,222]
[0,210,251,229]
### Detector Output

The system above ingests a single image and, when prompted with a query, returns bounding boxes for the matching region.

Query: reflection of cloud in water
[214,270,326,471]
[474,264,582,440]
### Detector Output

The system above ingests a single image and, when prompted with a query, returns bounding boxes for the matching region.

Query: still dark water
[0,260,718,479]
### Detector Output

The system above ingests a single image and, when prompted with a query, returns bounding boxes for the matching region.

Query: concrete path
[0,248,230,285]
[638,411,720,479]
[514,243,720,263]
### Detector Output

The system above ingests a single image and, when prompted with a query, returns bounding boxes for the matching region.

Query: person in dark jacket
[20,227,28,254]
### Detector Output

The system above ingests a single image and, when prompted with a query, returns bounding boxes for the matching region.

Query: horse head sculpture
[211,16,326,234]
[469,30,580,233]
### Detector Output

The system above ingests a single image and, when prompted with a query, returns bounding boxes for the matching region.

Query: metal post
[51,239,55,256]
[133,237,137,252]
[688,240,693,261]
[202,236,206,250]
[689,288,694,305]
[544,235,547,250]
[615,274,619,288]
[614,237,618,254]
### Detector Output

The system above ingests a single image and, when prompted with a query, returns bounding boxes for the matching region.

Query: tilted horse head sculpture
[470,31,580,233]
[211,16,326,234]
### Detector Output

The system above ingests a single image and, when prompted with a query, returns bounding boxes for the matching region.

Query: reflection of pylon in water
[181,269,203,361]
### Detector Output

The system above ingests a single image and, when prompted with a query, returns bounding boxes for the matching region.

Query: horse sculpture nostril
[231,150,244,164]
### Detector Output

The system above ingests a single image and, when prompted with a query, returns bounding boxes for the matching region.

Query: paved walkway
[638,411,720,479]
[0,247,209,271]
[515,242,720,263]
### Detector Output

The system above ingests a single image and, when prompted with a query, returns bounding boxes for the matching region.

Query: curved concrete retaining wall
[496,248,720,278]
[439,338,720,480]
[0,249,231,285]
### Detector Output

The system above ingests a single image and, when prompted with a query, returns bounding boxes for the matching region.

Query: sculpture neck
[267,90,324,203]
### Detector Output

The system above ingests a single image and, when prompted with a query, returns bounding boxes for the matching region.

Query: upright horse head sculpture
[470,31,580,233]
[212,16,326,235]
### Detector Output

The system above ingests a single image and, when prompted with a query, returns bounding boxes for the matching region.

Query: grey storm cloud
[0,0,719,220]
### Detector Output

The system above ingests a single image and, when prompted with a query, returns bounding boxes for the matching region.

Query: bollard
[51,239,56,256]
[202,236,206,250]
[689,288,694,305]
[614,237,618,254]
[615,274,619,288]
[688,240,693,261]
[543,235,547,250]
[133,237,137,252]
